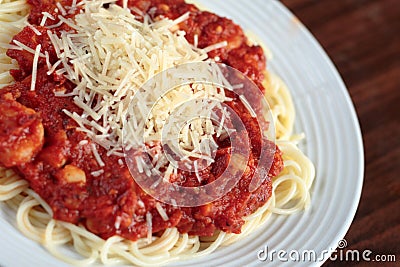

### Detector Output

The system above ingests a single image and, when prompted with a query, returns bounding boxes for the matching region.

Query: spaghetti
[0,0,315,266]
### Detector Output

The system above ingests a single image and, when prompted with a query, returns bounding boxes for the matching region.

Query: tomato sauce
[0,0,283,241]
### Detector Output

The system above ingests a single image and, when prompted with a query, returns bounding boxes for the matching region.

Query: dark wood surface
[280,0,400,266]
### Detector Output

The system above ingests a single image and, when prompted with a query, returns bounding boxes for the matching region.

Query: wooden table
[280,0,400,265]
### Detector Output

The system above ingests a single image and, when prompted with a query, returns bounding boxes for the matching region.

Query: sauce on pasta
[0,0,283,241]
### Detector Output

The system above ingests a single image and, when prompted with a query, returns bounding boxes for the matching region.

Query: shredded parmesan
[56,2,67,16]
[194,160,202,183]
[138,200,145,208]
[13,40,45,57]
[44,51,51,70]
[47,2,228,153]
[155,203,169,221]
[0,43,22,50]
[25,21,42,35]
[68,0,78,14]
[171,199,177,207]
[45,1,244,179]
[122,0,128,9]
[79,140,88,145]
[91,169,104,177]
[239,95,257,118]
[203,41,228,53]
[163,164,174,181]
[114,216,122,230]
[91,143,105,167]
[146,212,152,244]
[46,59,62,75]
[216,107,227,138]
[135,156,144,174]
[30,44,41,91]
[232,83,244,90]
[40,12,55,26]
[194,34,198,48]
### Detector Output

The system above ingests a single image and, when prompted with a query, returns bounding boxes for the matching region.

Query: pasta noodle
[0,1,28,88]
[0,0,315,266]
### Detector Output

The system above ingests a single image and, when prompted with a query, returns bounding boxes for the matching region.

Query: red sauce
[0,0,283,241]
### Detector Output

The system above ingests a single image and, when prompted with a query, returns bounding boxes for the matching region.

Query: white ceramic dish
[0,1,364,266]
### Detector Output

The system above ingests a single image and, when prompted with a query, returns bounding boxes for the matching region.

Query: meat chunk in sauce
[0,93,44,167]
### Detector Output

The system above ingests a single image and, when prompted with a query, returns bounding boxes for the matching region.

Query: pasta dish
[0,0,315,266]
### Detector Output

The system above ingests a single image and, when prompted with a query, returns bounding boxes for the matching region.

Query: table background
[281,0,399,265]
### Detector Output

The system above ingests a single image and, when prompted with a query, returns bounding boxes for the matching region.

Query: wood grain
[281,0,400,265]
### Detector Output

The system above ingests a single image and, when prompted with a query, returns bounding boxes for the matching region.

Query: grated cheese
[135,156,143,174]
[79,140,88,145]
[44,51,51,70]
[194,160,201,183]
[239,95,257,118]
[13,40,45,57]
[68,0,78,14]
[91,143,105,167]
[40,12,55,26]
[30,44,41,91]
[25,21,42,36]
[216,107,227,138]
[137,200,145,208]
[171,199,177,207]
[91,169,104,177]
[56,2,67,16]
[46,1,243,181]
[155,202,169,221]
[194,34,198,48]
[47,59,62,75]
[0,43,22,50]
[114,215,122,230]
[163,164,173,181]
[203,41,228,53]
[146,212,152,244]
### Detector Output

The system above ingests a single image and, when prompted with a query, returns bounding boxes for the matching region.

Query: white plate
[0,0,364,266]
